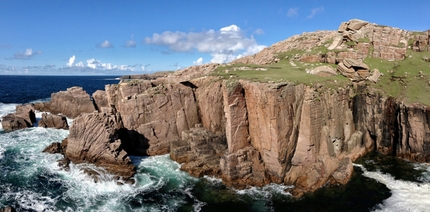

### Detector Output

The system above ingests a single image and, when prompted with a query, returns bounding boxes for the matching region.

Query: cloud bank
[64,55,146,75]
[6,48,42,60]
[144,25,266,63]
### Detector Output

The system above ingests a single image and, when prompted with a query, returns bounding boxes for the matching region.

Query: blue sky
[0,0,429,75]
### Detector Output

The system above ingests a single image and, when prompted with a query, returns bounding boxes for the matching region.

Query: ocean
[0,75,429,212]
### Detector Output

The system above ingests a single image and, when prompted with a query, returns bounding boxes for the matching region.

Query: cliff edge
[21,19,430,196]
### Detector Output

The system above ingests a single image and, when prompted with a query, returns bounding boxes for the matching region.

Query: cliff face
[89,76,428,195]
[33,19,430,196]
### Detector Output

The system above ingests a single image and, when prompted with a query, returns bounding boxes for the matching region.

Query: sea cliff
[3,19,429,197]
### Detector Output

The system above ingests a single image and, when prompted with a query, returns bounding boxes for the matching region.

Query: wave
[354,163,430,212]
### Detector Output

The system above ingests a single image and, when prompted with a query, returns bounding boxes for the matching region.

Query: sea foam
[354,163,430,212]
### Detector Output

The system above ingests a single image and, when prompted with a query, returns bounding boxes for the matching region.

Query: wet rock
[65,112,136,182]
[1,114,31,131]
[42,142,64,154]
[1,104,35,131]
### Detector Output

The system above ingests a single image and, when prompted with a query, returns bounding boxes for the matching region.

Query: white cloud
[145,24,266,64]
[124,34,137,48]
[75,61,85,67]
[67,55,76,67]
[307,6,324,19]
[97,40,114,48]
[287,8,299,17]
[253,28,265,35]
[7,48,42,60]
[193,57,203,65]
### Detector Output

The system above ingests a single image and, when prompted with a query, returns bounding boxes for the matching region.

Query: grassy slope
[364,50,430,105]
[212,47,430,106]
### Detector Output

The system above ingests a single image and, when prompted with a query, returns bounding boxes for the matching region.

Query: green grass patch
[365,50,430,105]
[213,47,430,106]
[213,50,349,87]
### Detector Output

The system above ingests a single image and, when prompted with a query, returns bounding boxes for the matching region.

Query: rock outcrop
[233,19,429,66]
[64,112,136,183]
[1,104,36,131]
[337,59,370,81]
[38,113,69,129]
[307,65,338,77]
[34,86,96,118]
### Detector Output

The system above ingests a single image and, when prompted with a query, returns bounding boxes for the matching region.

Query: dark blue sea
[0,75,429,212]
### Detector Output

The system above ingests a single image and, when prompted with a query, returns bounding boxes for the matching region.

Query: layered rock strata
[34,73,429,196]
[38,113,69,129]
[64,112,136,182]
[11,19,428,196]
[34,86,96,118]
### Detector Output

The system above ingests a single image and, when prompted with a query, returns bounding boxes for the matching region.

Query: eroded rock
[65,112,136,182]
[34,86,96,118]
[38,113,69,129]
[1,104,36,131]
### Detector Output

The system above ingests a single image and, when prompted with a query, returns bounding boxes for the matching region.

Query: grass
[212,45,430,106]
[364,50,430,105]
[212,51,349,88]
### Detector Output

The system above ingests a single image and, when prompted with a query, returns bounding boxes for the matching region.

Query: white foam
[354,163,430,212]
[235,183,293,198]
[0,103,19,131]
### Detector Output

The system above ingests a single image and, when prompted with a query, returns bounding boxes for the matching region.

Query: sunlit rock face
[35,19,430,197]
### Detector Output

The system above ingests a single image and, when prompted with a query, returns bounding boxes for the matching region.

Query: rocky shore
[1,19,429,196]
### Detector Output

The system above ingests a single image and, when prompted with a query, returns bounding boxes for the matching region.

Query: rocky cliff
[17,19,429,196]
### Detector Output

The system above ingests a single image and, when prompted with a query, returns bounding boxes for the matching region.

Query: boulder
[65,112,136,182]
[1,114,31,131]
[307,66,338,77]
[38,113,69,129]
[16,104,36,124]
[368,69,381,83]
[346,19,368,31]
[338,22,348,33]
[1,104,36,131]
[343,59,369,70]
[337,59,370,81]
[337,62,358,79]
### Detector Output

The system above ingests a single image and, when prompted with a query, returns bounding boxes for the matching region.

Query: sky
[0,0,429,76]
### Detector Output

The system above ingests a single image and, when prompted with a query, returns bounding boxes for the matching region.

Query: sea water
[0,75,429,211]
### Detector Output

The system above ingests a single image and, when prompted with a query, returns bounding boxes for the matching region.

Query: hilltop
[124,19,430,106]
